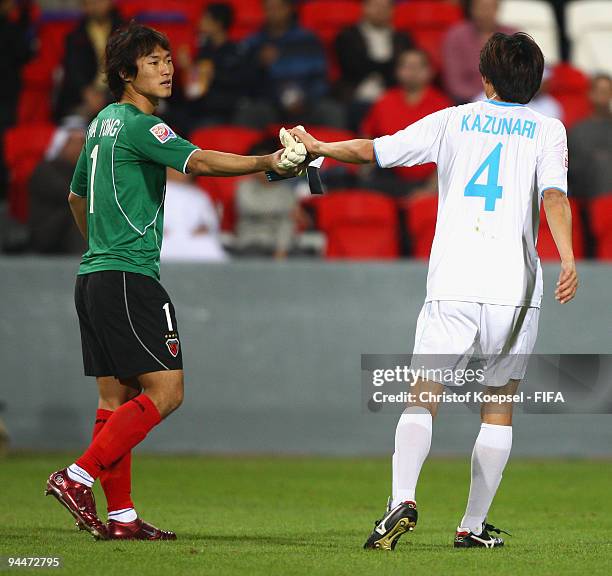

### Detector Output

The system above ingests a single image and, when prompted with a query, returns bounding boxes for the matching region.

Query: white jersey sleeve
[536,118,568,197]
[373,108,452,168]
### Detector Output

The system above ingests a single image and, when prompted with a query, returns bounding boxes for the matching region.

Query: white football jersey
[374,99,568,307]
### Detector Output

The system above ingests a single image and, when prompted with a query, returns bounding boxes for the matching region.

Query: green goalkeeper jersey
[70,103,199,280]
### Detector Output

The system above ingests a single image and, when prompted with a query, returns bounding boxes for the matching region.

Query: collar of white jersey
[486,99,526,107]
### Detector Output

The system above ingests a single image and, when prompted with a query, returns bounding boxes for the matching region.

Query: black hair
[105,22,171,100]
[205,3,234,31]
[479,32,544,104]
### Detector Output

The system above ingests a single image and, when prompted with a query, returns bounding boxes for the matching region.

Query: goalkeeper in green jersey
[45,23,305,541]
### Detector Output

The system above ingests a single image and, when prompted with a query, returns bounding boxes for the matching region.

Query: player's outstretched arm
[542,188,578,304]
[186,149,298,178]
[68,192,88,240]
[289,127,375,165]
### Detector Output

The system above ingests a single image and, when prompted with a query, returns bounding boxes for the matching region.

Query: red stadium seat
[190,126,263,231]
[18,14,80,122]
[548,63,592,129]
[190,125,263,155]
[118,0,205,24]
[400,193,438,259]
[394,1,464,72]
[537,196,585,260]
[4,123,57,223]
[316,190,400,259]
[300,1,362,47]
[588,194,612,260]
[224,0,264,41]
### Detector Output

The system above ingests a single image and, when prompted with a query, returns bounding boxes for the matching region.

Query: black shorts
[75,271,182,379]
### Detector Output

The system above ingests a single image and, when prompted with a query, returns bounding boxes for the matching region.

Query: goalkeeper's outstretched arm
[186,149,299,177]
[289,127,375,165]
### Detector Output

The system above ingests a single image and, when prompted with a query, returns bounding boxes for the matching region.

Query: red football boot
[107,518,177,540]
[45,468,107,540]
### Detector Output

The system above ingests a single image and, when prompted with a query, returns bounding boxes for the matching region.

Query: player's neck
[403,86,426,105]
[119,88,159,115]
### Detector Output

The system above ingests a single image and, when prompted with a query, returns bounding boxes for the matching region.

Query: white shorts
[411,300,540,387]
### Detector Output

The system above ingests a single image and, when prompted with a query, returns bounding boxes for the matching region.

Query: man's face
[590,77,612,113]
[264,0,293,29]
[200,12,221,37]
[363,0,393,28]
[396,51,431,92]
[128,46,174,100]
[83,0,113,21]
[472,0,499,30]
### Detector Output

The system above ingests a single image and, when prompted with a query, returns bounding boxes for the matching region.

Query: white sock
[108,508,138,523]
[391,409,432,507]
[460,423,512,535]
[67,463,94,487]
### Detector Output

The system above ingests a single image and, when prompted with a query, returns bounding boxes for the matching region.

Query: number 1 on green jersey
[89,144,99,214]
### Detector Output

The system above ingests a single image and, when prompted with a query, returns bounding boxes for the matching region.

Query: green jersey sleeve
[70,146,88,197]
[127,114,199,174]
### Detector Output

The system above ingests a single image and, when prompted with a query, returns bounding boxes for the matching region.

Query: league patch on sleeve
[149,122,177,143]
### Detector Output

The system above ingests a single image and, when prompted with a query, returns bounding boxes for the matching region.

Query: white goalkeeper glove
[277,125,307,171]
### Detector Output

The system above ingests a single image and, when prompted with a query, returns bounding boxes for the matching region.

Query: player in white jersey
[291,32,578,549]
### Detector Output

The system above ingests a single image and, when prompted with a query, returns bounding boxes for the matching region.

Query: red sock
[77,394,161,479]
[92,409,134,512]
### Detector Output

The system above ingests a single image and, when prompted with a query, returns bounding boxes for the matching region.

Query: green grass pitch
[1,454,610,575]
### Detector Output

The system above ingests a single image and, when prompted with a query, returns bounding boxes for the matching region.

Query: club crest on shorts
[149,122,176,143]
[165,337,180,358]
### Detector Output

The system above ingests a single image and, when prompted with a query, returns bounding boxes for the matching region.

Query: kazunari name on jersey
[70,103,199,280]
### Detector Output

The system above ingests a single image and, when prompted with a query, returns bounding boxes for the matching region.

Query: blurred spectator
[0,0,34,200]
[236,0,344,129]
[335,0,413,127]
[546,0,569,61]
[54,0,123,121]
[177,3,244,127]
[442,0,515,103]
[568,74,612,200]
[29,122,87,254]
[361,48,451,195]
[234,139,300,258]
[161,169,227,262]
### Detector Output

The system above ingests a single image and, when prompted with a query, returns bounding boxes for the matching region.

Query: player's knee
[160,381,184,416]
[169,385,184,412]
